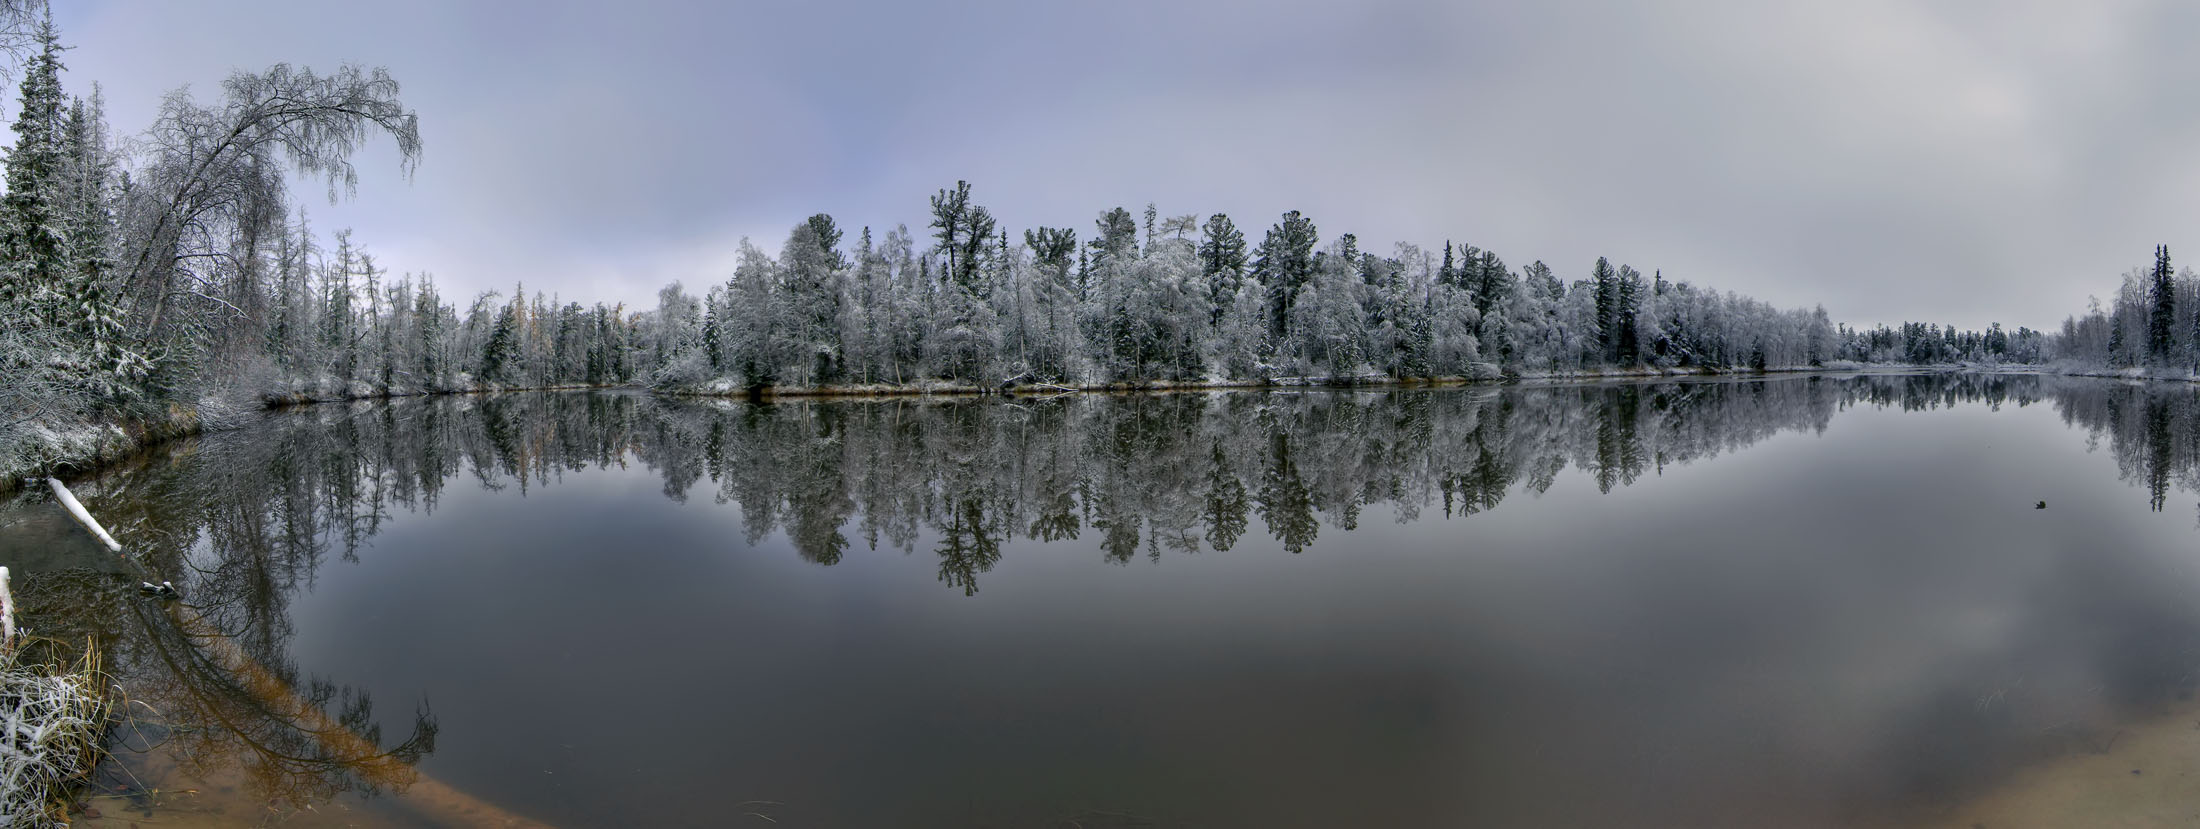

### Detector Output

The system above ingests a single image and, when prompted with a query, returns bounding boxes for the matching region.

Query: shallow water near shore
[10,375,2200,827]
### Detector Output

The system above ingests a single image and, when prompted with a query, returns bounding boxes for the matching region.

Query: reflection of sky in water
[26,377,2200,827]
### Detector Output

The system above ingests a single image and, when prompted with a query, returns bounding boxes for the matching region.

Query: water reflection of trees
[24,396,612,813]
[119,596,438,805]
[1819,374,2200,517]
[666,376,2040,574]
[2049,380,2200,513]
[12,375,2087,809]
[66,375,2062,601]
[48,372,2200,823]
[677,376,2047,575]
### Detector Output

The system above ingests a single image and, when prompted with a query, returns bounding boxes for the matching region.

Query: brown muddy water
[5,375,2200,827]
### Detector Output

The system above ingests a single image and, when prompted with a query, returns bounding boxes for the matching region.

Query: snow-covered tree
[123,63,420,358]
[1198,213,1247,327]
[0,13,66,327]
[1253,210,1317,338]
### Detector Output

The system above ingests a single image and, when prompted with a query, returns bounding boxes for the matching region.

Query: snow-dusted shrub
[647,349,711,390]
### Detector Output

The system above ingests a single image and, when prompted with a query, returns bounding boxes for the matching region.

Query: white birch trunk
[48,478,122,553]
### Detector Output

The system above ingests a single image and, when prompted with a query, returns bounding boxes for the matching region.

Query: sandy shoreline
[1917,694,2200,828]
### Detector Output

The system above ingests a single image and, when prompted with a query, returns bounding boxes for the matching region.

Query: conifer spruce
[0,13,68,323]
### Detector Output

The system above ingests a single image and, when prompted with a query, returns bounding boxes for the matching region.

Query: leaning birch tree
[119,64,420,378]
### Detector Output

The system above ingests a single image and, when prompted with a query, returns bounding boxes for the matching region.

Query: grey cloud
[52,0,2200,329]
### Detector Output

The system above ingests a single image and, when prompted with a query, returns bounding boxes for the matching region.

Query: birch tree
[121,64,421,358]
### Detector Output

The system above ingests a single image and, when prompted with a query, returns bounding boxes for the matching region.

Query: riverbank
[653,361,1868,400]
[255,380,624,408]
[2047,363,2200,384]
[9,362,2044,492]
[0,382,632,497]
[0,405,205,497]
[1920,692,2200,827]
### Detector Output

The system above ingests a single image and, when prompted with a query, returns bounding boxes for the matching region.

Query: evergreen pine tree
[1197,213,1246,326]
[1089,207,1138,267]
[804,213,847,270]
[2189,272,2200,373]
[1592,257,1618,363]
[54,84,140,388]
[1616,265,1643,364]
[702,298,722,371]
[482,300,520,384]
[0,13,69,324]
[1024,226,1077,284]
[415,277,444,386]
[2150,244,2175,364]
[927,181,993,291]
[929,181,969,282]
[324,231,359,383]
[1252,210,1317,338]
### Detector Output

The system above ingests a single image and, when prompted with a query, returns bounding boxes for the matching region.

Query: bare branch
[121,64,421,340]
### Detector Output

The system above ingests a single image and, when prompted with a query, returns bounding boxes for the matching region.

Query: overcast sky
[47,1,2200,331]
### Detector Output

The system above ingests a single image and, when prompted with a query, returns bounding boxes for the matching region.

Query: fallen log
[46,478,121,555]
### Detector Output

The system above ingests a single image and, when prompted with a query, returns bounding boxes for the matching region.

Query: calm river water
[8,374,2200,827]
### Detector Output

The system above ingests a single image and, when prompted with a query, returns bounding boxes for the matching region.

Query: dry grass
[0,639,109,828]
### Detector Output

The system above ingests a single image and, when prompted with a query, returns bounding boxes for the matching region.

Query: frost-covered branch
[122,63,420,339]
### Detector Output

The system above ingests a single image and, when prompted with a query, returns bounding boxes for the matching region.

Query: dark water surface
[10,375,2200,827]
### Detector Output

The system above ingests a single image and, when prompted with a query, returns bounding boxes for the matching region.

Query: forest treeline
[0,6,2174,478]
[643,198,2047,393]
[0,10,432,474]
[2050,245,2200,375]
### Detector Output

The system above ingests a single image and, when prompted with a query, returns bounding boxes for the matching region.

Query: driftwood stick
[48,478,123,554]
[0,566,14,648]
